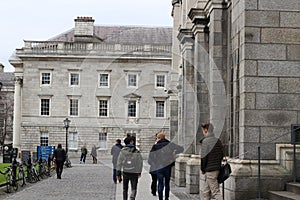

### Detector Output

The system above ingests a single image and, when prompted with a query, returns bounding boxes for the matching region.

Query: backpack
[122,148,138,173]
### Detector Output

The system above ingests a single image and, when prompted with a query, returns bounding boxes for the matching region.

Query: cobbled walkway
[0,156,200,200]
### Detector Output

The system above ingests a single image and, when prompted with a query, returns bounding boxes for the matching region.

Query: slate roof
[50,25,172,45]
[0,72,14,86]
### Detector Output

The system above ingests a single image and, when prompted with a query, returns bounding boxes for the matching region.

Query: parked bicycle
[0,164,18,193]
[17,162,26,187]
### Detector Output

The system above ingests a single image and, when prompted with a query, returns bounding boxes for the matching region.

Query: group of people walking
[51,122,224,200]
[112,123,224,200]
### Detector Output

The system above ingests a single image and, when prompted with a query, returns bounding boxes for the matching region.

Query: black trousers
[56,160,64,178]
[150,172,157,194]
[123,172,139,200]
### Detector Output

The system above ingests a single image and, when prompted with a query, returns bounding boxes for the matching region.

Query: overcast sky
[0,0,173,72]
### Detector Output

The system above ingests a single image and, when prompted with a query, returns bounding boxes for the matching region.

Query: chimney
[74,16,95,42]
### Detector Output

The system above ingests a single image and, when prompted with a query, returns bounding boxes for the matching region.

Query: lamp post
[63,118,70,154]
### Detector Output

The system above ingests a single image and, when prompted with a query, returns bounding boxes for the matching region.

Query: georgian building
[9,17,173,158]
[171,0,300,199]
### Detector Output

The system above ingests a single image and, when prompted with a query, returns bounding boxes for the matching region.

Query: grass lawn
[0,163,11,185]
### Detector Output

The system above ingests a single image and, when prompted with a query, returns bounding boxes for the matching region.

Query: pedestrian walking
[116,136,143,200]
[53,143,66,179]
[80,144,88,164]
[200,123,223,200]
[91,145,99,164]
[148,132,184,200]
[111,139,123,184]
[148,133,158,196]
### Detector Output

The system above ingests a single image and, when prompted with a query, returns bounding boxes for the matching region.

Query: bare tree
[0,91,14,146]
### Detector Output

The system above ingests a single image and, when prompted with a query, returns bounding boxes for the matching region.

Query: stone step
[269,191,300,200]
[286,182,300,194]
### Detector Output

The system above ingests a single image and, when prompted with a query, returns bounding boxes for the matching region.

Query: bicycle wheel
[11,174,18,191]
[32,167,40,181]
[18,168,26,187]
[6,173,11,193]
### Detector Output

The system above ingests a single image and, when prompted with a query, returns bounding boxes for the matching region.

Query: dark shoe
[151,192,156,196]
[119,179,122,183]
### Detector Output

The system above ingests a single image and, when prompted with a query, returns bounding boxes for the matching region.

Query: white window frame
[40,97,51,116]
[69,98,80,117]
[156,100,166,118]
[127,100,137,118]
[68,132,78,150]
[40,71,52,87]
[99,132,107,149]
[155,74,166,89]
[69,72,80,87]
[127,73,138,88]
[98,98,109,117]
[99,73,110,88]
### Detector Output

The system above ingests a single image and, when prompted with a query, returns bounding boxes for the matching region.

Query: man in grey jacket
[200,123,223,200]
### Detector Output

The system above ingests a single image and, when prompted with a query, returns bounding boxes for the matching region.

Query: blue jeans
[157,165,172,200]
[80,153,86,163]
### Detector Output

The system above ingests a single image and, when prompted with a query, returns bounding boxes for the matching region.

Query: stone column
[177,29,195,153]
[13,76,22,149]
[189,6,210,154]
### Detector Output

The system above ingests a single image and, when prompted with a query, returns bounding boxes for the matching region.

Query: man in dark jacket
[148,132,184,200]
[53,143,66,179]
[111,139,123,184]
[200,123,223,200]
[116,136,143,200]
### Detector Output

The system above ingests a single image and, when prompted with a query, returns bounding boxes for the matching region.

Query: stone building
[0,64,14,146]
[171,0,300,199]
[9,17,173,158]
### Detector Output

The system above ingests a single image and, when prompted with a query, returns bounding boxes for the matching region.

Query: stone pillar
[177,29,195,153]
[13,76,22,149]
[186,155,200,194]
[206,0,227,139]
[175,154,191,187]
[189,5,210,153]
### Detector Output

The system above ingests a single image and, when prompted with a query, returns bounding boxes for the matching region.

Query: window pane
[41,73,51,85]
[156,101,165,117]
[100,74,109,87]
[128,74,137,87]
[70,73,79,86]
[41,99,50,116]
[99,100,108,117]
[69,132,78,149]
[40,132,49,146]
[70,99,79,116]
[156,75,165,87]
[99,132,107,149]
[128,100,136,117]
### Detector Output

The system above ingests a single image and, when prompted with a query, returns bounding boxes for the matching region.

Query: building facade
[171,0,300,199]
[9,17,173,158]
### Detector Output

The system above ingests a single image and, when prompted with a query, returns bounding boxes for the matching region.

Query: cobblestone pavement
[0,156,201,200]
[1,159,116,200]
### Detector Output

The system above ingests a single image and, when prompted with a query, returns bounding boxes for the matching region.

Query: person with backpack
[116,136,143,200]
[148,132,184,200]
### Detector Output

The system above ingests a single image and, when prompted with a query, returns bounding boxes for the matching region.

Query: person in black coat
[111,139,123,184]
[53,143,66,179]
[148,132,184,200]
[200,123,223,200]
